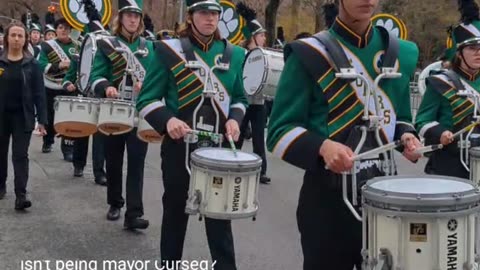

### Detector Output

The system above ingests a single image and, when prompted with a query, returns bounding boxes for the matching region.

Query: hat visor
[188,3,221,13]
[119,7,143,14]
[458,37,480,50]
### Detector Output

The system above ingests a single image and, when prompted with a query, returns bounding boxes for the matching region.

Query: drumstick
[453,122,479,139]
[351,140,401,162]
[414,144,443,155]
[227,134,238,157]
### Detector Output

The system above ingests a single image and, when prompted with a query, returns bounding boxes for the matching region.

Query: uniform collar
[331,17,374,48]
[118,33,138,44]
[190,34,214,52]
[55,38,72,45]
[454,65,480,81]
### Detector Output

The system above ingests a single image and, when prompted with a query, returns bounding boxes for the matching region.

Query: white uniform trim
[139,101,166,119]
[273,127,307,158]
[419,121,440,138]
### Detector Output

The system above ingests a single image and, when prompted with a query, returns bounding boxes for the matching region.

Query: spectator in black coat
[0,21,47,210]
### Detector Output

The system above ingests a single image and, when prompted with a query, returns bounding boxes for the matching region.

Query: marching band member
[44,11,57,42]
[235,2,271,184]
[89,0,153,230]
[22,13,42,58]
[62,22,107,185]
[38,18,79,161]
[267,0,421,269]
[0,21,47,209]
[136,0,247,267]
[415,0,480,179]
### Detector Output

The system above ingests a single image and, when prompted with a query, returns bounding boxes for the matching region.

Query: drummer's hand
[105,87,120,98]
[401,133,422,162]
[59,60,70,70]
[440,130,454,146]
[225,119,240,141]
[319,139,354,174]
[167,117,191,139]
[66,84,76,92]
[134,82,142,92]
[36,124,47,136]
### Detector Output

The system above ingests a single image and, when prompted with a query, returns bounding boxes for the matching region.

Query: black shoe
[124,217,149,230]
[63,153,73,162]
[74,167,84,177]
[106,206,121,221]
[260,175,271,184]
[0,188,5,200]
[42,143,52,153]
[94,176,107,186]
[15,195,32,210]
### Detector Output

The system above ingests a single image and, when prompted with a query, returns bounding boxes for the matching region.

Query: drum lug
[376,248,393,270]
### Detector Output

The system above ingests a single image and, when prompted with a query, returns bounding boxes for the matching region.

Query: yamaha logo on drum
[234,177,242,184]
[447,219,458,232]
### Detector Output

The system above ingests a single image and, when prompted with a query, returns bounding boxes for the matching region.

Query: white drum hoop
[362,176,480,217]
[418,61,442,96]
[190,147,262,173]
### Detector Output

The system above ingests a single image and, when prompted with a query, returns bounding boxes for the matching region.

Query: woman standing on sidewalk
[0,21,47,210]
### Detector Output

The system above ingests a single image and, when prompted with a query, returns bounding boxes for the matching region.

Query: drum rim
[99,98,135,105]
[191,147,262,170]
[469,146,480,156]
[54,96,100,103]
[362,175,480,211]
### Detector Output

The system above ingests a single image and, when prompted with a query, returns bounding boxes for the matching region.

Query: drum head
[243,48,266,96]
[78,34,96,94]
[191,147,262,170]
[362,176,480,214]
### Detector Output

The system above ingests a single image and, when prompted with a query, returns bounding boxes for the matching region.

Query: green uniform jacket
[38,39,78,77]
[415,67,480,141]
[89,34,154,98]
[267,18,419,172]
[136,36,248,135]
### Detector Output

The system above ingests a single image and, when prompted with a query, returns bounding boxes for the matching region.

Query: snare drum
[243,48,284,99]
[186,147,262,220]
[470,147,480,186]
[97,99,135,135]
[362,176,480,270]
[54,96,99,137]
[137,116,163,143]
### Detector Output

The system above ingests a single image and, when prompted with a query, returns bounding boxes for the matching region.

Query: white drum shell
[243,48,284,98]
[186,148,262,220]
[470,147,480,186]
[137,116,163,143]
[53,96,99,137]
[97,99,135,135]
[362,176,480,270]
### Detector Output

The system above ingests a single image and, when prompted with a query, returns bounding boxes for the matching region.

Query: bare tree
[265,0,282,47]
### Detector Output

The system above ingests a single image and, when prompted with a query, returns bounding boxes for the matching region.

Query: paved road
[0,136,427,270]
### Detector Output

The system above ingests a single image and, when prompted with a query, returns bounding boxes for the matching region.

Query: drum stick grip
[414,144,443,155]
[227,134,238,157]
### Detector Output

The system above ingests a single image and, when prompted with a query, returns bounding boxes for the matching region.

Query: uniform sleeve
[89,48,112,98]
[62,59,77,89]
[38,43,60,75]
[266,52,327,172]
[415,80,451,144]
[228,66,248,125]
[136,45,175,135]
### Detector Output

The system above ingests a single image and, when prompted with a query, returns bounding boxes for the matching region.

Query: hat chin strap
[460,50,476,70]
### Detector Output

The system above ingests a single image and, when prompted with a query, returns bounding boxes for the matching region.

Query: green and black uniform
[415,67,480,178]
[267,18,418,269]
[38,38,79,157]
[89,33,154,220]
[136,35,247,269]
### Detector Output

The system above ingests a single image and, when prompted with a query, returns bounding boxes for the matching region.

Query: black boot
[106,206,121,221]
[42,143,52,153]
[15,194,32,210]
[124,217,149,230]
[73,167,84,177]
[94,176,107,186]
[260,175,271,184]
[0,188,5,200]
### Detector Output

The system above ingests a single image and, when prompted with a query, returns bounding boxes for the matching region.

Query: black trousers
[160,138,237,270]
[43,88,74,155]
[236,104,267,175]
[73,132,106,178]
[0,111,32,196]
[298,170,362,270]
[105,128,147,218]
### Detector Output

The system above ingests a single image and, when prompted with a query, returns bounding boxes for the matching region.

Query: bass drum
[243,48,284,99]
[77,32,110,95]
[418,61,442,96]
